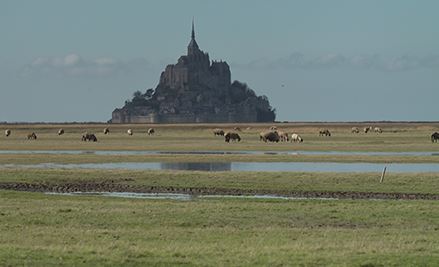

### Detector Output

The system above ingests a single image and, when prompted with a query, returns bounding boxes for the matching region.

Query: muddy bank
[1,181,438,200]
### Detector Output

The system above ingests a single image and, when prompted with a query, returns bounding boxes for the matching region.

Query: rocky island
[111,22,276,123]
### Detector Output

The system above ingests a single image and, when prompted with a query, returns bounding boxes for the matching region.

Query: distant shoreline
[1,121,439,125]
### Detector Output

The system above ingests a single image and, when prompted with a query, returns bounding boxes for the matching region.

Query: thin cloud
[234,53,439,71]
[22,53,151,77]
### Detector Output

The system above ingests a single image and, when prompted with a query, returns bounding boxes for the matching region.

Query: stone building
[111,21,275,123]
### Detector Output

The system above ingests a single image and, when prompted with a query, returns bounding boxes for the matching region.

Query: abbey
[111,22,275,123]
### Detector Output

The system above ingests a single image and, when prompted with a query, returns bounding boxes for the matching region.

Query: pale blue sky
[1,0,438,122]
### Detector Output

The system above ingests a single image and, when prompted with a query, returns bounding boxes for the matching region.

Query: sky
[0,0,438,122]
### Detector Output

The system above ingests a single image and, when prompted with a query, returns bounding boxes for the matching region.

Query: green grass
[0,190,438,266]
[1,122,439,165]
[1,168,439,195]
[2,153,439,164]
[1,123,439,266]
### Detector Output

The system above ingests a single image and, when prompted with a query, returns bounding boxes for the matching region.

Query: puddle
[46,192,193,201]
[1,150,439,157]
[199,194,337,201]
[4,161,439,173]
[45,191,337,201]
[161,162,232,171]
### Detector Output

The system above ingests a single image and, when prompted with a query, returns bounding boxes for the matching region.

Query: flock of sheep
[3,127,155,142]
[216,125,386,143]
[214,126,307,143]
[3,125,439,143]
[351,126,382,134]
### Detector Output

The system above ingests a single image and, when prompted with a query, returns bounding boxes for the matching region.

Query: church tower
[187,19,200,56]
[186,19,210,70]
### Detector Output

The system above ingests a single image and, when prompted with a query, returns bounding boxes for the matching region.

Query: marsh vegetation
[1,122,439,265]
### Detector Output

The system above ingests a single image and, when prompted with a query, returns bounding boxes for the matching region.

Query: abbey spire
[191,18,195,39]
[187,18,200,55]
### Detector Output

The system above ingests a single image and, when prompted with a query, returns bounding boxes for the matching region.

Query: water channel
[45,192,339,201]
[3,161,439,173]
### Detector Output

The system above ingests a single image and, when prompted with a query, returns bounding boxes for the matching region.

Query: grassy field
[1,168,439,195]
[1,190,438,266]
[1,122,439,165]
[1,123,439,265]
[1,122,439,152]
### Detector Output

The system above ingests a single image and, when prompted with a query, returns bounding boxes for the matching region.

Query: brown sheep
[319,129,331,136]
[277,130,289,142]
[27,132,37,140]
[224,132,241,142]
[213,128,225,136]
[82,133,97,142]
[431,132,439,143]
[260,131,280,142]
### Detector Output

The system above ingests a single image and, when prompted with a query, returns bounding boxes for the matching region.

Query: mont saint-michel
[111,22,276,123]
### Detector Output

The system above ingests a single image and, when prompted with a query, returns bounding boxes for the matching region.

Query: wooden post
[380,166,387,183]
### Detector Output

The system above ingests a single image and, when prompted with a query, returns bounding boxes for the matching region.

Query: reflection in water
[161,162,231,171]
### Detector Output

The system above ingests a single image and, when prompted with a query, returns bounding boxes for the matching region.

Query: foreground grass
[0,190,438,266]
[1,123,438,265]
[1,168,439,195]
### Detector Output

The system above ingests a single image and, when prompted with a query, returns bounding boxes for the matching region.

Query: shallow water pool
[3,161,439,173]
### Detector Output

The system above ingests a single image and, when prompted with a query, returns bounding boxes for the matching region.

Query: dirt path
[1,181,438,200]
